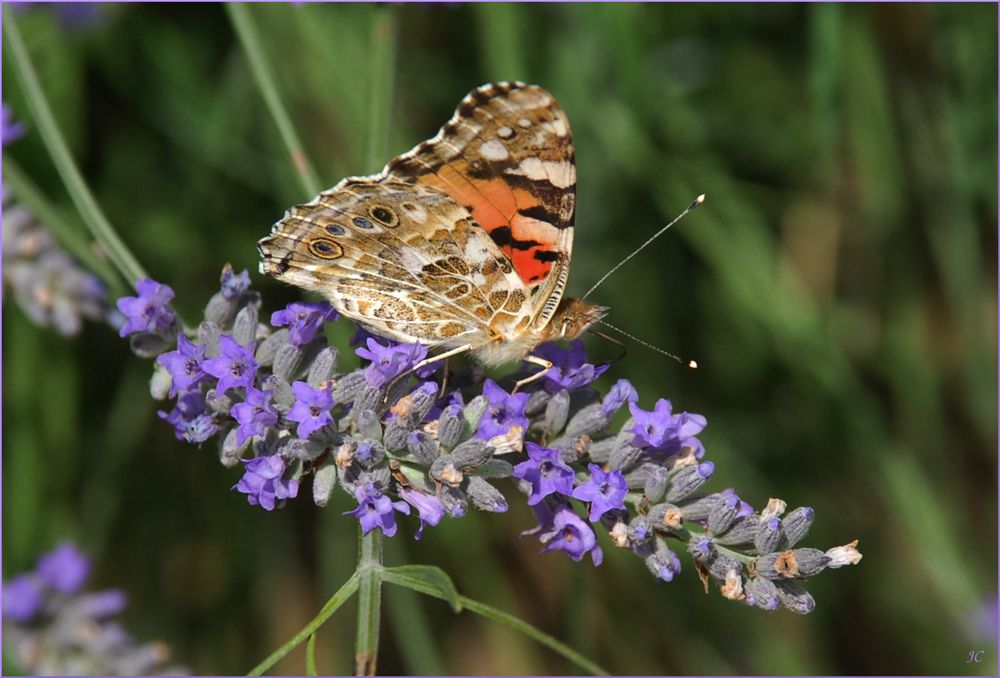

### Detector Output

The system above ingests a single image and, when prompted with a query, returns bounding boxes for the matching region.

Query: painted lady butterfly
[258,82,607,383]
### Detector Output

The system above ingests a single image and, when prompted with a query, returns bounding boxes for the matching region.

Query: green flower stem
[247,572,359,676]
[354,529,383,676]
[2,7,147,287]
[2,159,126,298]
[304,634,318,676]
[226,3,322,198]
[365,5,398,173]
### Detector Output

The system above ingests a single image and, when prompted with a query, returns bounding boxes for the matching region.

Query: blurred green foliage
[3,3,996,675]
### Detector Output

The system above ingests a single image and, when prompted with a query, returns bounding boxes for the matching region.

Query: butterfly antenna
[581,194,705,302]
[595,319,698,369]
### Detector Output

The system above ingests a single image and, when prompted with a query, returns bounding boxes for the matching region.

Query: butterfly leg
[512,354,553,393]
[383,343,475,401]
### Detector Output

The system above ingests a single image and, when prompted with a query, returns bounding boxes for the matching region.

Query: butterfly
[258,82,607,386]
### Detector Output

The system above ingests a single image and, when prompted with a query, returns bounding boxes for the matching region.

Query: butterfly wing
[383,82,576,332]
[259,179,535,348]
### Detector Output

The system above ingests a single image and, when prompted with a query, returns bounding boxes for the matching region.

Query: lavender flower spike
[513,442,575,505]
[287,381,335,438]
[234,455,299,510]
[156,334,207,396]
[202,335,258,395]
[347,483,410,537]
[572,463,628,522]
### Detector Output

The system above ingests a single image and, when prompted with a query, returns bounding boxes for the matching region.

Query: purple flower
[346,483,410,537]
[234,454,299,510]
[572,464,628,522]
[220,265,251,300]
[287,381,335,438]
[156,334,207,396]
[602,378,638,416]
[202,335,258,395]
[513,442,575,505]
[2,574,43,621]
[628,398,707,456]
[532,340,609,392]
[271,301,337,346]
[541,506,604,566]
[116,278,177,338]
[477,379,530,439]
[230,387,279,445]
[355,338,434,388]
[158,391,210,440]
[399,486,446,540]
[37,542,90,594]
[2,103,25,146]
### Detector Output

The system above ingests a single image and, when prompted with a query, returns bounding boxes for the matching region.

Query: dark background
[3,3,997,675]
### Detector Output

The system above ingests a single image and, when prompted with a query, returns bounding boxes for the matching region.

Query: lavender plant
[3,6,863,671]
[118,266,862,617]
[1,542,186,675]
[1,103,112,337]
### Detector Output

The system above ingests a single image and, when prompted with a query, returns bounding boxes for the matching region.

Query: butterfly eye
[325,224,346,236]
[308,238,343,259]
[368,205,399,228]
[352,217,374,229]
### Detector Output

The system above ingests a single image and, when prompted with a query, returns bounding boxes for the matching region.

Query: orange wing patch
[384,81,576,327]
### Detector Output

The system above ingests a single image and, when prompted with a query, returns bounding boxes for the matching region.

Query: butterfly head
[545,297,609,341]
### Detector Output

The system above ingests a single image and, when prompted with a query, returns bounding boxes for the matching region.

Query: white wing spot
[518,117,532,128]
[498,126,514,139]
[478,140,509,161]
[505,158,576,189]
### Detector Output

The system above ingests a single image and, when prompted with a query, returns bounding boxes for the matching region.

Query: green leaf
[247,572,359,676]
[381,564,462,613]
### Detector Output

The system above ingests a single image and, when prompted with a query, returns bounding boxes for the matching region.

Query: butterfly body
[259,82,607,368]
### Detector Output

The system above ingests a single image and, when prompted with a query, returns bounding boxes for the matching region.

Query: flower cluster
[2,104,110,337]
[118,269,862,613]
[2,542,186,675]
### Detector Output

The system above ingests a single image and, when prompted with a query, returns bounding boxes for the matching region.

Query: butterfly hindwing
[259,180,535,346]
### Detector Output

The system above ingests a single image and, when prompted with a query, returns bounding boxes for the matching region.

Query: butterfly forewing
[384,82,576,330]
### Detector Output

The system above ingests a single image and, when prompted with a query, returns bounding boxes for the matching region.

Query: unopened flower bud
[437,404,465,450]
[713,514,761,546]
[774,580,816,614]
[451,438,492,468]
[754,517,786,554]
[312,459,338,507]
[407,430,438,466]
[204,291,238,327]
[666,462,714,502]
[307,347,338,387]
[331,370,366,403]
[467,477,508,512]
[708,492,742,534]
[255,328,290,367]
[543,389,570,435]
[566,403,609,438]
[232,305,258,347]
[273,342,304,382]
[643,465,670,503]
[782,507,815,547]
[746,576,780,610]
[753,548,830,580]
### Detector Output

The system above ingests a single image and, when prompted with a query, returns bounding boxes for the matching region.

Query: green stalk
[354,529,383,676]
[365,5,398,173]
[247,572,359,676]
[352,9,397,676]
[3,7,147,287]
[226,3,322,198]
[2,159,126,298]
